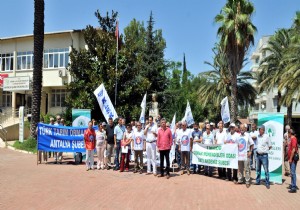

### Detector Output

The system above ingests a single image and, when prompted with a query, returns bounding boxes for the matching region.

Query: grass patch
[12,137,37,153]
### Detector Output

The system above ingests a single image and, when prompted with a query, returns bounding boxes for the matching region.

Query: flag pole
[115,20,119,107]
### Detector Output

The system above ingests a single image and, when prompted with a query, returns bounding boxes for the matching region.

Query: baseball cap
[102,122,107,126]
[210,122,214,125]
[229,123,236,127]
[258,125,265,130]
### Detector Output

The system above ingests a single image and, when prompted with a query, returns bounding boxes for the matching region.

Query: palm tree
[30,0,44,138]
[258,29,291,113]
[199,45,256,111]
[277,12,300,126]
[215,0,257,122]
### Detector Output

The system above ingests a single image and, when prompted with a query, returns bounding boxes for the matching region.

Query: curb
[6,145,35,155]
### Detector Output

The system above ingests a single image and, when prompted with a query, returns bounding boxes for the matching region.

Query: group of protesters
[81,115,298,193]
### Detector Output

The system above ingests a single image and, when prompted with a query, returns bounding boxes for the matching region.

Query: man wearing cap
[283,125,291,176]
[144,116,158,176]
[249,123,259,170]
[191,122,202,174]
[255,125,272,189]
[215,121,227,179]
[287,129,298,193]
[237,124,254,187]
[225,123,240,182]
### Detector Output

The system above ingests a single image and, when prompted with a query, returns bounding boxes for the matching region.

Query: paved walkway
[0,148,299,210]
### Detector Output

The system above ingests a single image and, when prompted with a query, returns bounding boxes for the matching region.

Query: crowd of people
[39,114,298,193]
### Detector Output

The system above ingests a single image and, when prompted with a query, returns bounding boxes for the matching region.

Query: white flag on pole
[139,93,147,123]
[221,96,230,123]
[170,113,176,131]
[93,84,118,123]
[183,100,194,126]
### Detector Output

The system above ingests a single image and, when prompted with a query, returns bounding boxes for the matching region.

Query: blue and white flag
[139,93,147,123]
[221,96,230,123]
[183,100,194,126]
[94,84,118,123]
[170,113,176,131]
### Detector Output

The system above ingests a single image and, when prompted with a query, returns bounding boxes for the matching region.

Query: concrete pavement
[0,148,299,210]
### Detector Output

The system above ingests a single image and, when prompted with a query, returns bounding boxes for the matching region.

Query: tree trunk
[30,0,44,139]
[287,104,292,127]
[230,71,238,123]
[277,91,281,113]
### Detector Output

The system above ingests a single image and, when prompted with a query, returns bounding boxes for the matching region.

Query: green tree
[31,0,44,138]
[215,0,257,122]
[199,44,256,116]
[182,53,188,87]
[258,29,291,113]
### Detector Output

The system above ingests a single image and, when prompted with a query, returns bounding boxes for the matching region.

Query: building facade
[249,36,300,125]
[0,30,86,116]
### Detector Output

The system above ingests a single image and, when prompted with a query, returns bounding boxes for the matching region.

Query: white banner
[182,100,194,126]
[139,93,147,123]
[19,106,24,143]
[93,84,118,122]
[192,144,238,169]
[170,113,176,131]
[221,96,230,123]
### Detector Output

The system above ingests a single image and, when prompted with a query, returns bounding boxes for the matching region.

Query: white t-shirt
[216,129,227,145]
[123,131,133,149]
[249,130,259,149]
[239,132,254,151]
[96,130,106,147]
[257,133,272,154]
[145,123,158,142]
[203,131,214,145]
[226,132,240,144]
[179,129,192,152]
[133,129,145,151]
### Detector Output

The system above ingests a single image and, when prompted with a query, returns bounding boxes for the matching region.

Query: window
[2,91,12,107]
[51,89,67,107]
[0,53,14,71]
[262,51,266,58]
[44,48,69,69]
[17,51,33,70]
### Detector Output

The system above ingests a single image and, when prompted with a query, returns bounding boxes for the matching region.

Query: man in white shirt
[215,121,227,179]
[178,121,193,175]
[283,125,291,176]
[225,123,240,182]
[203,123,215,176]
[144,116,158,176]
[237,124,254,187]
[132,122,146,174]
[249,123,259,170]
[255,125,272,189]
[174,121,182,168]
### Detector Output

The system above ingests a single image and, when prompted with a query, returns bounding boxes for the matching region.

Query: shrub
[13,137,37,153]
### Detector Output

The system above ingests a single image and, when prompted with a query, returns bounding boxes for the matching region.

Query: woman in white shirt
[96,123,107,170]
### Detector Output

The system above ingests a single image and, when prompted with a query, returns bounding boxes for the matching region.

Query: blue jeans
[114,141,121,169]
[175,144,181,167]
[290,161,297,190]
[256,153,270,185]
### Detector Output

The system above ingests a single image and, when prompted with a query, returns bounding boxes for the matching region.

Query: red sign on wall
[0,74,9,87]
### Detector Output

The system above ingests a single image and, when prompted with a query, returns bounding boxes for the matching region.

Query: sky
[0,0,300,75]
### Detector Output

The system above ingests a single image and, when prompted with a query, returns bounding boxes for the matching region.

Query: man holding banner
[237,124,254,188]
[203,123,215,177]
[114,117,126,171]
[225,123,239,182]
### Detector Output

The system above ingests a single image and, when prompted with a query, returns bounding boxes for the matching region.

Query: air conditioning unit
[58,69,67,77]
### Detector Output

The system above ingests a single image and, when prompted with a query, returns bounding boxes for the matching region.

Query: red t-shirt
[84,128,96,150]
[288,136,298,160]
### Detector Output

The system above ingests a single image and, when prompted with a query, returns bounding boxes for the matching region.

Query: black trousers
[160,149,170,175]
[218,167,226,178]
[226,168,238,181]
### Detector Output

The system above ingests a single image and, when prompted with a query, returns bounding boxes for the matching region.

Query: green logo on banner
[266,124,276,137]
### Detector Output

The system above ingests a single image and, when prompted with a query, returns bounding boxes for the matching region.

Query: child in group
[120,124,133,172]
[96,123,107,170]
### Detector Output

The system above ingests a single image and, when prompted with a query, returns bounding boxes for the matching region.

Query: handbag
[293,152,299,161]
